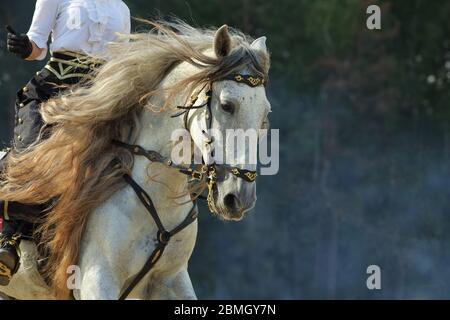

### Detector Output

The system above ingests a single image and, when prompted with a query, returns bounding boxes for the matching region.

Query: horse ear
[250,36,268,53]
[214,25,231,58]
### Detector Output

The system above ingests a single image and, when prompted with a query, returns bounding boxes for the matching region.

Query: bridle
[112,72,266,300]
[170,73,264,211]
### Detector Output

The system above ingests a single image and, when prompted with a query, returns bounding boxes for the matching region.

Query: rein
[114,73,265,299]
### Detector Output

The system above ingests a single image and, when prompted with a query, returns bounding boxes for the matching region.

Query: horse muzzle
[214,173,257,221]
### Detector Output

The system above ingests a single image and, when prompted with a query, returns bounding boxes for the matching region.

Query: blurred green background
[1,0,450,299]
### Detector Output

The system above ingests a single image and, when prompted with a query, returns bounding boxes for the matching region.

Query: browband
[223,74,266,87]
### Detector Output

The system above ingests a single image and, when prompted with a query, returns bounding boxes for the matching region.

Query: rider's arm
[25,42,45,61]
[26,0,60,61]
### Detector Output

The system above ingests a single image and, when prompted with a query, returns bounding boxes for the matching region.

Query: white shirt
[27,0,131,60]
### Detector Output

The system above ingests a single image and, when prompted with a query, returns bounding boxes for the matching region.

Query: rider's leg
[0,79,46,285]
[0,216,22,286]
[0,155,18,286]
[0,64,85,286]
[0,197,48,286]
[0,147,44,285]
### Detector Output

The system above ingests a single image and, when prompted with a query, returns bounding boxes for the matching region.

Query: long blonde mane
[0,20,270,299]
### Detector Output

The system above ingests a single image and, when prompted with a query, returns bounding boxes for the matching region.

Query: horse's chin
[222,212,246,222]
[213,204,248,221]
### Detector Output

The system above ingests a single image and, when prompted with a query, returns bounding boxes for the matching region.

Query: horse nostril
[224,193,240,211]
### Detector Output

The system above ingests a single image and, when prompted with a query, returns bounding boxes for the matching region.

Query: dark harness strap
[112,140,210,181]
[118,174,198,300]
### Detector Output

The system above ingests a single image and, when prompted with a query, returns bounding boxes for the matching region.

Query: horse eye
[221,102,235,114]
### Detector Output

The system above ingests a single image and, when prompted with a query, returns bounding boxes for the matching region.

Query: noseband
[112,73,266,299]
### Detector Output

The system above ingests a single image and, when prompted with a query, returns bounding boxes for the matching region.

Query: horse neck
[135,107,181,156]
[131,63,195,209]
[134,60,200,158]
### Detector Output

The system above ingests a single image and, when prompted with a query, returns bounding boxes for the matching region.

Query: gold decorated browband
[223,74,266,87]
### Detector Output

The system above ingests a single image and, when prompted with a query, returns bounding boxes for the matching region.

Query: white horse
[0,22,271,300]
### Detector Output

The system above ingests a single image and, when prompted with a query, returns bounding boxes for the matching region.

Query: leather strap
[118,174,198,300]
[112,140,209,181]
[113,140,167,164]
[123,174,166,232]
[114,140,257,184]
[3,201,9,221]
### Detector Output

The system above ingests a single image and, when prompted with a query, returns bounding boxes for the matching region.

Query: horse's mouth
[215,192,250,222]
[216,207,246,221]
[208,178,257,221]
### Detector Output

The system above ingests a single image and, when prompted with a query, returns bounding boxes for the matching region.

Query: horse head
[187,25,272,221]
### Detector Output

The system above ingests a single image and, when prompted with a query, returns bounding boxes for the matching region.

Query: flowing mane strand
[0,19,270,299]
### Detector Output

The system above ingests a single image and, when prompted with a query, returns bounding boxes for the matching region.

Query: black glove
[6,25,33,59]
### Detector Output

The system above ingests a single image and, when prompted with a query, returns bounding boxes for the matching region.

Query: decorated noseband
[227,167,258,182]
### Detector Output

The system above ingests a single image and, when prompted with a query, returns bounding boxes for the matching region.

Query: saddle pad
[0,151,5,161]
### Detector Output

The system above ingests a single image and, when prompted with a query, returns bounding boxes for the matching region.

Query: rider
[0,0,131,285]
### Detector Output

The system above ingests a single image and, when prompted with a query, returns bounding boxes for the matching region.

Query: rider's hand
[6,25,33,60]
